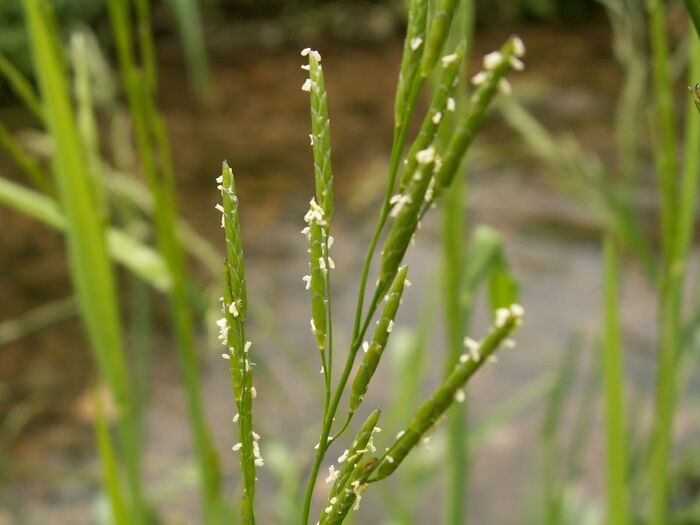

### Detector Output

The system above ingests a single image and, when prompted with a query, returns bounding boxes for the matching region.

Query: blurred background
[1,1,699,524]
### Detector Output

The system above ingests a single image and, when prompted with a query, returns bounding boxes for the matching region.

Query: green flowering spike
[395,0,429,127]
[302,48,335,357]
[420,0,460,76]
[691,83,700,114]
[217,163,260,524]
[349,267,408,414]
[324,410,381,506]
[320,457,379,524]
[378,148,436,289]
[308,218,328,350]
[304,48,334,218]
[372,304,524,481]
[220,161,247,322]
[430,36,525,203]
[399,41,466,191]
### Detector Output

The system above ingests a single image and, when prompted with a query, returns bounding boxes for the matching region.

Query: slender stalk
[0,50,43,120]
[219,162,258,524]
[441,3,473,523]
[301,36,427,525]
[647,2,684,523]
[541,339,580,525]
[601,235,629,525]
[442,176,468,525]
[0,122,52,194]
[21,0,144,520]
[93,386,129,525]
[106,1,222,521]
[648,0,678,261]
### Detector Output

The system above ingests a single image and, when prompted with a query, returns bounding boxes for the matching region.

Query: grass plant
[5,0,700,524]
[21,0,145,520]
[500,1,700,523]
[218,0,526,520]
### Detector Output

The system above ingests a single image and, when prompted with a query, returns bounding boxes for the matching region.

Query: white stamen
[512,36,526,57]
[232,443,242,451]
[455,389,466,403]
[410,37,423,51]
[471,71,488,86]
[498,78,512,95]
[229,301,239,317]
[463,337,480,351]
[441,53,459,67]
[483,51,503,70]
[469,345,481,363]
[387,320,394,333]
[301,78,312,92]
[432,111,442,124]
[326,465,339,483]
[509,56,525,71]
[416,146,436,165]
[447,97,456,112]
[495,307,510,327]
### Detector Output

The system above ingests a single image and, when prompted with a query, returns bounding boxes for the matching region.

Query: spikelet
[430,35,525,203]
[302,49,335,356]
[399,41,466,191]
[349,267,409,414]
[319,411,381,524]
[395,0,430,128]
[217,162,259,520]
[377,148,435,289]
[420,0,460,76]
[373,304,524,480]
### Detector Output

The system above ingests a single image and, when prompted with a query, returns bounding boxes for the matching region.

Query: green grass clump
[218,0,527,520]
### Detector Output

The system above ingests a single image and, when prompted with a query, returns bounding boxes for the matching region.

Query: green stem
[443,177,468,525]
[301,74,424,525]
[601,235,629,525]
[647,2,686,523]
[106,1,221,522]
